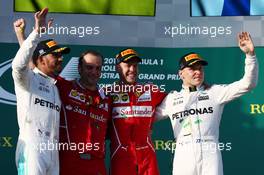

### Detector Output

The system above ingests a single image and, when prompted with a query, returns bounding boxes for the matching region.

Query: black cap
[179,52,208,70]
[115,48,142,64]
[33,39,70,63]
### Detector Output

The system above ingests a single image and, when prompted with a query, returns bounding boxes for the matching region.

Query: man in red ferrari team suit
[58,50,112,175]
[109,49,166,175]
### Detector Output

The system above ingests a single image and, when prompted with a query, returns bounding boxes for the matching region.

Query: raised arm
[13,18,26,46]
[216,32,258,104]
[12,8,49,90]
[238,32,255,57]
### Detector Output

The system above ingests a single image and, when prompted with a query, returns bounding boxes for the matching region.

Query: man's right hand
[13,18,26,46]
[13,18,26,35]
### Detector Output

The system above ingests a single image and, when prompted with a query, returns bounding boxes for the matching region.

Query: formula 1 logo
[0,57,80,106]
[0,59,16,105]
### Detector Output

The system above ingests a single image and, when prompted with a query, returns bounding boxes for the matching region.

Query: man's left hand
[238,32,255,56]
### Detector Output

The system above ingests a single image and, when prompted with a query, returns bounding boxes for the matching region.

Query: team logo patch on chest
[137,91,152,102]
[198,92,210,101]
[173,96,184,105]
[112,106,153,119]
[121,93,129,102]
[38,82,50,93]
[173,100,183,105]
[198,95,209,101]
[112,93,130,104]
[98,103,108,112]
[69,89,86,102]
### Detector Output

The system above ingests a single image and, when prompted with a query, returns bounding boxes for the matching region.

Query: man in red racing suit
[108,49,166,175]
[58,51,111,175]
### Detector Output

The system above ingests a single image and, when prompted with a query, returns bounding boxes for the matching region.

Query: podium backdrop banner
[0,43,263,175]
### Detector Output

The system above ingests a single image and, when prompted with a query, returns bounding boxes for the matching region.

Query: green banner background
[14,0,155,16]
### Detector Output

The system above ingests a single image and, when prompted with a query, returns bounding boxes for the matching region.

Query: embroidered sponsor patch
[112,93,130,104]
[69,89,86,102]
[198,95,209,101]
[137,91,151,102]
[112,106,153,119]
[46,40,57,48]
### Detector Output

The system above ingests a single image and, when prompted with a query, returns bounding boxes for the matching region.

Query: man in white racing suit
[12,8,70,175]
[155,32,258,175]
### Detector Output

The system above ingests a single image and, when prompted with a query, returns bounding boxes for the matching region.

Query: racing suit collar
[117,80,137,86]
[33,67,57,84]
[181,84,205,93]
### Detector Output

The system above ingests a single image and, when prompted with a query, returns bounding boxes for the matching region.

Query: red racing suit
[109,83,166,175]
[57,77,111,175]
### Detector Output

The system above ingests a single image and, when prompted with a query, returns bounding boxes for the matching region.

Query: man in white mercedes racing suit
[155,32,258,175]
[12,8,70,175]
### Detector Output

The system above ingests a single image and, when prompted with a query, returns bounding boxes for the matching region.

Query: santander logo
[112,106,153,119]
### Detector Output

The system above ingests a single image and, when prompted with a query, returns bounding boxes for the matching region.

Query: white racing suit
[12,31,61,175]
[155,55,258,175]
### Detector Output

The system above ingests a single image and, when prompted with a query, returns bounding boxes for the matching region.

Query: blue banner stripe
[222,0,250,16]
[191,0,264,16]
[192,0,224,16]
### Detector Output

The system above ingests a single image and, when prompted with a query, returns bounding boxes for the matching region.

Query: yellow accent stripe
[53,47,66,53]
[123,55,138,62]
[185,53,201,62]
[46,40,57,48]
[120,49,137,57]
[188,60,200,66]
